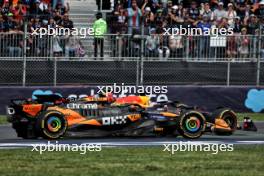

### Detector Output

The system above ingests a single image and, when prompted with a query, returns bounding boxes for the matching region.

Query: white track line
[1,140,264,149]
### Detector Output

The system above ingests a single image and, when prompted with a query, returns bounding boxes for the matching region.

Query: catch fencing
[0,31,263,86]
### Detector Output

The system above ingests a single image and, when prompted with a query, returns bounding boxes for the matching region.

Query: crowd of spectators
[1,0,264,59]
[0,0,82,58]
[108,0,264,60]
[0,0,72,32]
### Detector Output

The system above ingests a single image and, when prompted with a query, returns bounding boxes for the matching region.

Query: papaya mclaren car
[6,94,237,139]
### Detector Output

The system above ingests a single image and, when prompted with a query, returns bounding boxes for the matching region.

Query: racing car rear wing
[10,94,67,105]
[33,94,65,104]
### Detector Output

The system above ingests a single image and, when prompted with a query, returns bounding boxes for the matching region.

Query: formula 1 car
[6,94,237,139]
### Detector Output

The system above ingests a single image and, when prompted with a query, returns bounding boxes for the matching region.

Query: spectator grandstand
[0,0,70,32]
[0,0,76,57]
[0,0,264,60]
[108,0,264,34]
[106,0,264,60]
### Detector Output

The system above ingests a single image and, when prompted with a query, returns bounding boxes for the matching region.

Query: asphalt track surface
[0,122,263,148]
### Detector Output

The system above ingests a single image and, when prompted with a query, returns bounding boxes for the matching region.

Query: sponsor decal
[150,115,166,120]
[23,105,41,111]
[245,89,264,112]
[127,114,141,121]
[66,103,98,110]
[102,116,127,125]
[32,90,62,100]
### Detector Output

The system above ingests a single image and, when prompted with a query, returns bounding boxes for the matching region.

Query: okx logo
[102,116,127,125]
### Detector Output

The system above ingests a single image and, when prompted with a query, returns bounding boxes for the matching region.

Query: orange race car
[6,94,237,139]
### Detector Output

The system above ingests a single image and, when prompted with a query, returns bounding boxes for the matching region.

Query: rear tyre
[13,123,37,139]
[15,126,29,139]
[177,111,206,139]
[36,111,67,139]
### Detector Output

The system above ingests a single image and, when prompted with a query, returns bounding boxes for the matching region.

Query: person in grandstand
[238,27,249,59]
[227,3,237,28]
[1,0,10,16]
[6,23,23,57]
[4,12,16,31]
[187,1,199,26]
[0,15,4,32]
[255,1,264,18]
[57,13,73,29]
[196,15,212,58]
[154,8,165,34]
[141,6,155,34]
[93,12,107,59]
[200,2,213,21]
[213,2,227,22]
[245,14,260,35]
[145,28,159,57]
[53,0,64,10]
[111,4,127,34]
[126,0,142,34]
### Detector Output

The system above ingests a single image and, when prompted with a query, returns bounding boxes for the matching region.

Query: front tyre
[219,110,237,132]
[36,111,67,139]
[177,111,206,139]
[212,108,237,135]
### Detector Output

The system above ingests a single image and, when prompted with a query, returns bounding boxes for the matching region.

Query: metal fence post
[51,35,57,86]
[227,61,230,86]
[22,21,28,87]
[186,36,189,61]
[140,20,144,85]
[100,0,102,12]
[54,57,57,86]
[50,35,54,58]
[256,29,262,86]
[136,56,139,86]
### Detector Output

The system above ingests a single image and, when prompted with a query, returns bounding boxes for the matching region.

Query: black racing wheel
[13,122,37,139]
[177,111,206,139]
[212,108,237,134]
[36,110,67,139]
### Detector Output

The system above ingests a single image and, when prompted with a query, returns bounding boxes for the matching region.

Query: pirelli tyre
[13,122,37,139]
[177,111,206,139]
[212,108,237,135]
[36,111,67,139]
